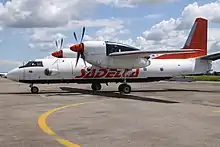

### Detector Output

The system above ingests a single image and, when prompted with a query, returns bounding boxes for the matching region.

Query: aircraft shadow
[0,88,218,96]
[0,91,77,95]
[59,87,179,104]
[132,89,220,93]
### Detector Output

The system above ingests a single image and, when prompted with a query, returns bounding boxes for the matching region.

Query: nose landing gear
[30,84,39,94]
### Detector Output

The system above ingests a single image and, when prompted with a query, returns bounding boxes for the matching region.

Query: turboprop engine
[51,48,77,58]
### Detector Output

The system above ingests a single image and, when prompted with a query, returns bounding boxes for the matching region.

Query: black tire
[31,86,39,94]
[118,84,124,92]
[91,83,101,91]
[118,84,131,94]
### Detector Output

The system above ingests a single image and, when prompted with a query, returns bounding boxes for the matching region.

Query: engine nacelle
[44,68,59,76]
[51,48,77,58]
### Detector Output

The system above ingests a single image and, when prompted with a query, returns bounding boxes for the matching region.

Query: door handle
[29,70,33,73]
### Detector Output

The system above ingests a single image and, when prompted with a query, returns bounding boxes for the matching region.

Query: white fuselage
[6,57,212,84]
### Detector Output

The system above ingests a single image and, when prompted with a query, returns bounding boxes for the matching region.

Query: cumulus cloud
[0,0,97,28]
[0,0,168,52]
[97,0,177,7]
[27,18,126,51]
[0,0,168,29]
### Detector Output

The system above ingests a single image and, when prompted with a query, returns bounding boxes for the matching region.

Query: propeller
[71,26,86,67]
[52,38,64,58]
[55,38,63,51]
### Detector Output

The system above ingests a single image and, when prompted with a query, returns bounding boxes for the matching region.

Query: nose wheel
[30,84,39,94]
[118,83,131,94]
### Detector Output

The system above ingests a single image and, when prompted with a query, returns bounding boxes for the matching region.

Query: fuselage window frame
[105,41,140,56]
[19,61,44,68]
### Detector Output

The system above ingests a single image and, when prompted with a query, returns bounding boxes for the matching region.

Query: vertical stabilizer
[155,17,208,59]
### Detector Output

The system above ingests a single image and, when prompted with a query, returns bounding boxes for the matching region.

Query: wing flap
[108,49,201,58]
[199,52,220,61]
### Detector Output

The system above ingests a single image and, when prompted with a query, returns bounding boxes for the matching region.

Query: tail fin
[155,17,208,59]
[182,17,207,55]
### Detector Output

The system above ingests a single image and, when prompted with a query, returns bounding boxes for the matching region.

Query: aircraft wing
[199,52,220,61]
[108,49,201,58]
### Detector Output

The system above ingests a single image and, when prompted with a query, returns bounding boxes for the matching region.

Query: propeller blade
[73,32,78,42]
[75,53,80,67]
[55,40,58,48]
[60,38,63,49]
[81,53,86,67]
[80,26,85,43]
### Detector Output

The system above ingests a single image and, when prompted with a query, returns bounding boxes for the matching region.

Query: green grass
[185,75,220,81]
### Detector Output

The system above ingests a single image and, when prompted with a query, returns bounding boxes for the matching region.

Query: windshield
[19,61,43,68]
[105,41,140,55]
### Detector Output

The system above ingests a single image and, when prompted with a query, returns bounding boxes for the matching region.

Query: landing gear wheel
[118,84,131,94]
[91,83,102,91]
[31,86,39,94]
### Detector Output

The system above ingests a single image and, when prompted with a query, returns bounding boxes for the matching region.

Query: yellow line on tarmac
[38,101,97,147]
[212,110,220,113]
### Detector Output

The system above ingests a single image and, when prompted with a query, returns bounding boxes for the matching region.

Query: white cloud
[0,0,166,29]
[27,18,126,51]
[0,0,98,28]
[97,0,177,8]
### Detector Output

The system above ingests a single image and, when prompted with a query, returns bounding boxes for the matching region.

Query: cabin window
[19,61,43,68]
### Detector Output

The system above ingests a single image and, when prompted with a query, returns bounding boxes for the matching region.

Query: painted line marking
[212,110,220,113]
[38,100,101,147]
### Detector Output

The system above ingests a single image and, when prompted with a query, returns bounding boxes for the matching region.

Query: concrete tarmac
[0,78,220,147]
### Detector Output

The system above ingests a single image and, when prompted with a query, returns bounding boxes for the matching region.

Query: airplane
[5,17,220,94]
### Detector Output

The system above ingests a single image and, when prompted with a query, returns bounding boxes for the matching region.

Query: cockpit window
[19,61,43,68]
[105,41,140,55]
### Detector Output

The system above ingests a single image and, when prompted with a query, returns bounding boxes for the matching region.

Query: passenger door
[57,59,73,79]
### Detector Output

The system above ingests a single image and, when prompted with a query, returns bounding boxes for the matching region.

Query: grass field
[186,75,220,81]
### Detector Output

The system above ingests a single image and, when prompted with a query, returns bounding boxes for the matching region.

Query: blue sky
[0,0,220,72]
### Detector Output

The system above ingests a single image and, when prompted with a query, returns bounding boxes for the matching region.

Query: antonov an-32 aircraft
[6,17,220,94]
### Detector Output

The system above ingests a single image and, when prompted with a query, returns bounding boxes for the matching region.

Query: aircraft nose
[7,68,20,82]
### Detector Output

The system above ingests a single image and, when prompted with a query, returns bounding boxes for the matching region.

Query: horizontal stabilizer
[199,52,220,61]
[109,49,201,58]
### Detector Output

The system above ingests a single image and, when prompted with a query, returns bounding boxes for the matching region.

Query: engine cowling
[51,48,77,58]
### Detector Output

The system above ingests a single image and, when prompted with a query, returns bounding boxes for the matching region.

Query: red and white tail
[155,17,208,59]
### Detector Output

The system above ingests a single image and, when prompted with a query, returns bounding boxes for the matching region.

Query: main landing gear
[118,83,131,94]
[118,69,131,94]
[91,83,102,91]
[29,84,39,94]
[90,69,132,95]
[91,82,131,94]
